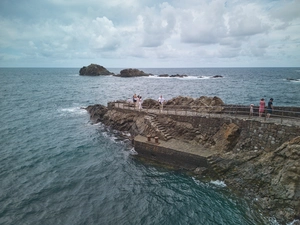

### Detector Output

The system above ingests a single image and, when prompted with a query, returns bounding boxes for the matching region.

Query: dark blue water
[1,67,299,225]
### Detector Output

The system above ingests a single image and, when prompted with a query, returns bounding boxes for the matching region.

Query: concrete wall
[110,103,300,152]
[134,138,209,170]
[164,114,300,152]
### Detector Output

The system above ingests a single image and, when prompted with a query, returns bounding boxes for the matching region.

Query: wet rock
[115,68,150,77]
[211,75,223,78]
[79,64,114,76]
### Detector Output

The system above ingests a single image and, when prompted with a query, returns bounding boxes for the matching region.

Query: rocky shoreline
[84,96,300,225]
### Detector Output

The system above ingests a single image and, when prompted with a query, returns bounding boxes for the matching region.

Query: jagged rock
[164,96,224,112]
[115,68,150,77]
[169,74,188,78]
[166,96,194,106]
[212,123,241,152]
[85,104,108,123]
[79,63,114,76]
[158,74,169,77]
[220,136,300,224]
[142,99,160,109]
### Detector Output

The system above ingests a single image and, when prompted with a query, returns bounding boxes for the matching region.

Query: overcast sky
[0,0,299,68]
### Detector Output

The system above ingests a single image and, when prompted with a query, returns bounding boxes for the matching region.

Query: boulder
[115,68,150,77]
[79,64,114,76]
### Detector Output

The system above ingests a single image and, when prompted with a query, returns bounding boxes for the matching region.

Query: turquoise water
[1,67,299,225]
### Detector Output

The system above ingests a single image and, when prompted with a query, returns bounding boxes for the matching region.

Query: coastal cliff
[85,97,300,224]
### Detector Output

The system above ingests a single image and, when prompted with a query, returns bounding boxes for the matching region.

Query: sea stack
[79,63,114,76]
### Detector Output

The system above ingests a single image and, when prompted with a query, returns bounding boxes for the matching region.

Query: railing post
[281,111,283,124]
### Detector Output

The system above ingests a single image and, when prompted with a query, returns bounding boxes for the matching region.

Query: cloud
[0,0,299,67]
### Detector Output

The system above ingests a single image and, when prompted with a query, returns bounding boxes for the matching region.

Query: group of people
[131,94,166,111]
[250,98,274,119]
[132,94,143,110]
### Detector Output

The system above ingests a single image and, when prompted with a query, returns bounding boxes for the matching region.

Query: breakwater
[86,100,300,224]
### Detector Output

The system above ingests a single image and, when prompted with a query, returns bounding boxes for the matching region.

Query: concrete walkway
[114,102,300,127]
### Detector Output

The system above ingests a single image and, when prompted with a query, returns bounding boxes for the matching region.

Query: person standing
[259,98,265,117]
[249,104,254,117]
[158,95,165,112]
[133,94,138,108]
[138,96,143,111]
[267,98,274,119]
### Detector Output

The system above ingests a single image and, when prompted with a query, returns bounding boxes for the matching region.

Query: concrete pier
[134,135,213,171]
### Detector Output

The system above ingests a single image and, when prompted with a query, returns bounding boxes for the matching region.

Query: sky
[0,0,299,68]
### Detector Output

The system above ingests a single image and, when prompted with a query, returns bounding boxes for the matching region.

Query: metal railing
[111,101,300,126]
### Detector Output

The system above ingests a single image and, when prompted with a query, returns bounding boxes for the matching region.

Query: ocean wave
[130,148,138,155]
[67,74,80,76]
[285,78,300,82]
[146,75,215,80]
[58,107,87,115]
[197,76,211,79]
[210,180,227,187]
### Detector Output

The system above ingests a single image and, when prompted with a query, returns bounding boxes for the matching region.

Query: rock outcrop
[164,96,224,113]
[213,136,300,224]
[115,68,150,77]
[79,64,114,76]
[140,96,224,111]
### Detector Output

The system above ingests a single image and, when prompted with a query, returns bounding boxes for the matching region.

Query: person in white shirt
[158,95,165,112]
[138,96,143,111]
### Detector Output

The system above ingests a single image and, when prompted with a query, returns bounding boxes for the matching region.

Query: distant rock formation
[286,78,299,81]
[169,74,188,78]
[115,68,150,77]
[158,74,169,77]
[211,75,223,78]
[79,64,114,76]
[157,74,188,78]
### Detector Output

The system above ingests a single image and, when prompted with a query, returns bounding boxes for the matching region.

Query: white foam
[268,217,280,225]
[198,76,211,79]
[210,180,227,187]
[288,219,300,225]
[59,107,87,115]
[291,79,300,83]
[67,74,79,77]
[129,148,138,155]
[146,75,199,80]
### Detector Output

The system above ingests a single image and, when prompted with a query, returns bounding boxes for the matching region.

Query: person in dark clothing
[267,98,274,119]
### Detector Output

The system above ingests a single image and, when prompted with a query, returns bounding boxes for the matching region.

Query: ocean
[0,67,299,225]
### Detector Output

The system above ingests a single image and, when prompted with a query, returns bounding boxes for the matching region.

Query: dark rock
[79,64,114,76]
[169,74,188,78]
[142,98,160,109]
[287,78,299,81]
[115,68,150,77]
[85,104,108,123]
[211,75,223,78]
[158,74,169,77]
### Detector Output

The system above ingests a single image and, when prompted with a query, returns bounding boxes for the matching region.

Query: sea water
[0,67,299,225]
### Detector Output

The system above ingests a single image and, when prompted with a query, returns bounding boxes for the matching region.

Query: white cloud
[0,0,299,67]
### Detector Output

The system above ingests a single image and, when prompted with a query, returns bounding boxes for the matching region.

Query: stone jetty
[84,96,300,224]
